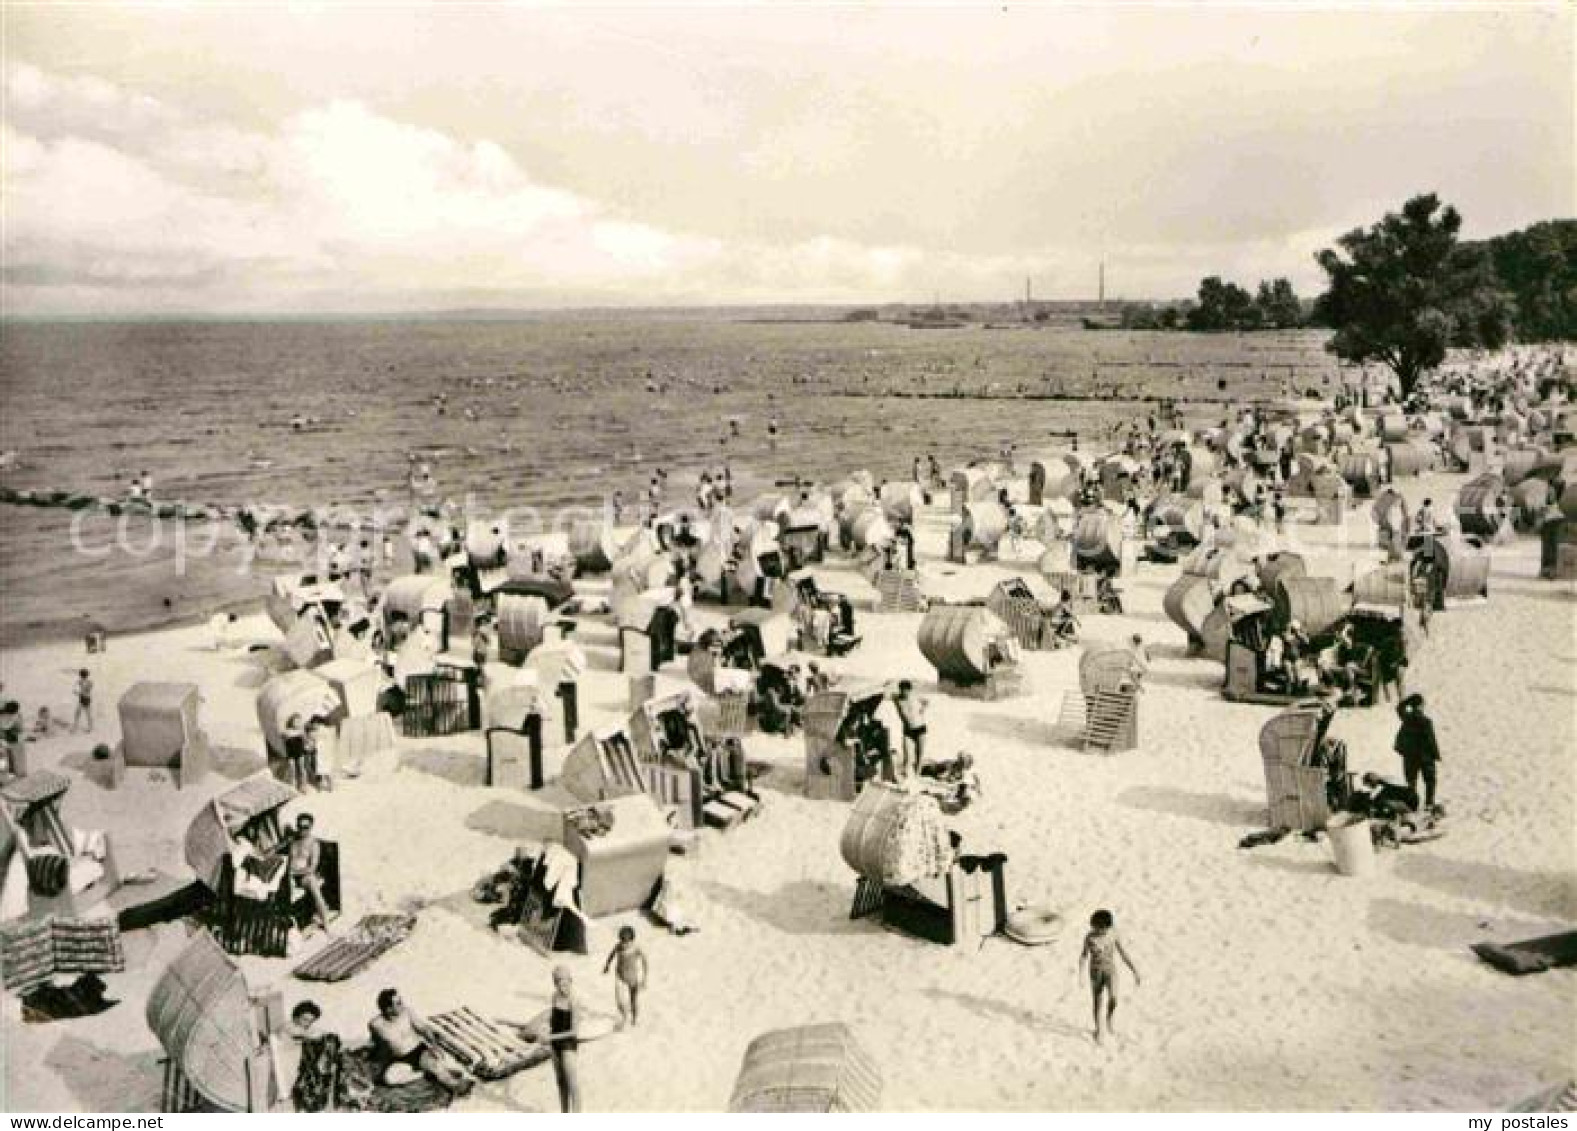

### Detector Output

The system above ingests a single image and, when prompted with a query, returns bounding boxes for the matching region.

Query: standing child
[603,925,649,1029]
[71,669,94,733]
[1078,909,1141,1046]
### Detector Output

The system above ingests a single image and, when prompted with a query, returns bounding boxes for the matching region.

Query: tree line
[1119,276,1303,332]
[1116,203,1574,396]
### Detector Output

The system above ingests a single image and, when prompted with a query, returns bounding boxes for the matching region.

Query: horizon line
[0,296,1187,322]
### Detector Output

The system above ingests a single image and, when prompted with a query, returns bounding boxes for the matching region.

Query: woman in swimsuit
[548,967,582,1113]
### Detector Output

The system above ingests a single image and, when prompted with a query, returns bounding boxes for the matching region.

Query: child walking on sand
[1078,909,1141,1046]
[71,669,94,733]
[603,925,649,1029]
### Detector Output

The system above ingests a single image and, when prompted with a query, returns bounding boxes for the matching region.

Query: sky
[2,3,1572,314]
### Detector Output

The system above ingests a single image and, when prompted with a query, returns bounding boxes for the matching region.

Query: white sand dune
[2,469,1573,1112]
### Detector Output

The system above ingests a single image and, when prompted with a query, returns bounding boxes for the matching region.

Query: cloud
[5,61,968,311]
[3,64,1001,312]
[3,46,1551,314]
[2,65,740,309]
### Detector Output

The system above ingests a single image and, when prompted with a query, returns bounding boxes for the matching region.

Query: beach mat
[293,913,416,982]
[1471,930,1577,976]
[339,1047,452,1113]
[425,1006,552,1080]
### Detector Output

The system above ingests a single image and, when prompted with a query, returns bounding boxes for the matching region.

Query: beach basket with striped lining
[729,1023,882,1113]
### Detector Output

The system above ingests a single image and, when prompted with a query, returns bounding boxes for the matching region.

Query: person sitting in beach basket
[275,812,335,935]
[754,660,806,737]
[658,697,718,789]
[1048,590,1081,645]
[1318,624,1375,706]
[820,692,894,794]
[1261,632,1295,694]
[719,627,758,672]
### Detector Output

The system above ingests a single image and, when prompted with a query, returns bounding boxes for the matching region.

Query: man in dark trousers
[556,622,581,745]
[1538,498,1565,579]
[1393,693,1443,815]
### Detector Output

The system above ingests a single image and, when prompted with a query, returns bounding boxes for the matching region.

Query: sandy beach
[2,462,1572,1113]
[5,4,1574,1114]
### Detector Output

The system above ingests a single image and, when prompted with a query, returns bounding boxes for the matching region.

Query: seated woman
[290,1001,362,1112]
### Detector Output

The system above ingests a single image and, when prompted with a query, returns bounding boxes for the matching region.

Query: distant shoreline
[824,389,1307,404]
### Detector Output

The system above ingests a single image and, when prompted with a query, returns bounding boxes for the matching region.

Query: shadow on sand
[465,796,570,843]
[1241,853,1335,878]
[695,878,865,938]
[1117,785,1264,829]
[1392,854,1577,922]
[1363,895,1557,951]
[1142,667,1226,692]
[399,746,487,787]
[42,1035,164,1113]
[57,742,264,789]
[965,710,1065,749]
[921,986,1092,1045]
